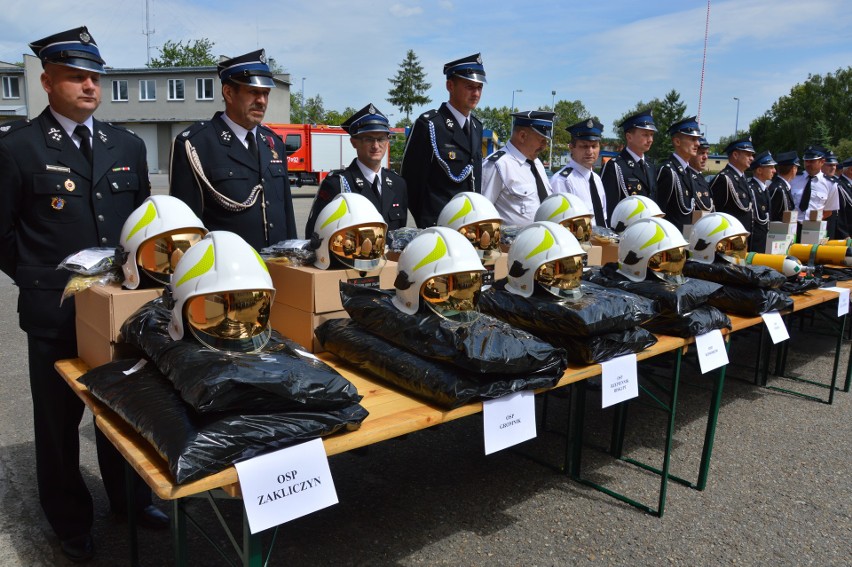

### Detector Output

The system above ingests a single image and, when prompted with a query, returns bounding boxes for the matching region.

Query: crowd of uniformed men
[2,25,851,562]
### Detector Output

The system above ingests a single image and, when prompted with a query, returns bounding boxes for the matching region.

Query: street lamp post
[733,97,740,136]
[700,122,708,141]
[511,89,522,112]
[549,90,556,169]
[301,77,307,124]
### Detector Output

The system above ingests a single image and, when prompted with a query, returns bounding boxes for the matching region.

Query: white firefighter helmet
[119,195,207,289]
[310,192,387,270]
[437,191,502,262]
[168,231,275,353]
[534,193,594,243]
[689,212,750,264]
[609,195,664,233]
[617,217,688,283]
[391,226,486,319]
[506,221,586,298]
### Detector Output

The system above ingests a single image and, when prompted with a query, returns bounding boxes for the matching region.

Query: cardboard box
[586,246,602,267]
[270,302,348,353]
[266,260,397,314]
[74,284,162,368]
[807,209,823,221]
[691,210,711,225]
[765,233,794,254]
[768,221,797,236]
[782,210,798,224]
[800,220,827,245]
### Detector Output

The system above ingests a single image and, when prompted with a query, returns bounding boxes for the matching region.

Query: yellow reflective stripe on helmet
[413,235,448,271]
[526,229,555,259]
[448,196,473,225]
[252,248,269,273]
[708,216,731,236]
[627,200,646,220]
[175,244,214,287]
[639,223,666,250]
[125,202,157,241]
[547,197,570,221]
[320,199,348,230]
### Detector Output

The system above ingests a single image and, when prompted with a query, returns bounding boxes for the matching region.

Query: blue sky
[3,0,851,142]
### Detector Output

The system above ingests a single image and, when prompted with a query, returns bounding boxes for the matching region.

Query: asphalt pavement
[0,175,850,565]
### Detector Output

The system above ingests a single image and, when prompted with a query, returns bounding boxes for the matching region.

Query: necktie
[74,124,92,165]
[589,173,606,226]
[527,159,548,203]
[799,175,814,212]
[370,175,380,198]
[462,119,470,138]
[246,132,258,160]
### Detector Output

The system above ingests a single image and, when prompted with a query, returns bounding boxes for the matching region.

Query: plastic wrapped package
[316,318,565,409]
[479,280,657,337]
[79,359,367,484]
[386,227,422,253]
[58,247,124,303]
[682,261,786,289]
[706,286,792,316]
[584,264,723,317]
[641,305,731,338]
[120,299,362,413]
[536,327,657,364]
[260,239,316,265]
[338,282,568,376]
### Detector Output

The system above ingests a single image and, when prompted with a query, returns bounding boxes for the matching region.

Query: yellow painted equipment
[787,243,852,266]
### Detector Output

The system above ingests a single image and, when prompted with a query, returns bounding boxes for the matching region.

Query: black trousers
[27,334,151,540]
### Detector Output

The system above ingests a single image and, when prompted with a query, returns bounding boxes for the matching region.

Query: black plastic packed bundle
[316,318,565,409]
[641,305,731,338]
[682,260,787,289]
[706,285,792,316]
[584,264,723,317]
[79,359,368,484]
[536,327,658,364]
[338,282,568,376]
[478,280,657,338]
[120,299,361,413]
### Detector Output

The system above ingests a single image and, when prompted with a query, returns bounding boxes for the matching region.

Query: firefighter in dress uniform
[836,158,852,239]
[169,49,296,251]
[656,116,702,232]
[766,151,799,222]
[304,104,407,237]
[550,119,608,227]
[689,135,715,212]
[747,150,776,253]
[600,110,657,220]
[401,53,485,228]
[0,27,165,563]
[822,151,842,238]
[709,137,756,247]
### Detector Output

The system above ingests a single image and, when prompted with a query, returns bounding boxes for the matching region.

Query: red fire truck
[266,124,392,187]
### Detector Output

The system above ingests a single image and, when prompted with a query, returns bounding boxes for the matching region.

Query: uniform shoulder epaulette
[0,119,32,138]
[101,121,142,139]
[325,169,346,178]
[177,121,211,140]
[559,166,574,177]
[420,110,437,121]
[487,150,506,162]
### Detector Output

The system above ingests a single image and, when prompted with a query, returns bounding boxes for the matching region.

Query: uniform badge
[182,131,190,138]
[446,118,454,129]
[64,179,76,192]
[386,177,393,186]
[627,160,634,167]
[448,151,456,160]
[220,130,232,142]
[49,127,62,142]
[259,50,267,64]
[98,130,108,143]
[355,177,364,187]
[637,183,642,190]
[51,196,66,210]
[368,104,377,115]
[80,31,91,43]
[586,119,594,128]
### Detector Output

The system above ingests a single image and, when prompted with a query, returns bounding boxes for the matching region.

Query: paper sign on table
[694,330,728,374]
[235,438,338,534]
[483,390,536,455]
[762,310,789,344]
[821,286,850,317]
[601,354,639,409]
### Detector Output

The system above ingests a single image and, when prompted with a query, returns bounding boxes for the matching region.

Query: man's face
[350,132,390,170]
[570,139,600,169]
[729,149,754,171]
[514,127,548,160]
[625,128,654,155]
[223,83,270,129]
[41,64,101,123]
[446,77,483,115]
[822,163,837,177]
[804,158,824,176]
[672,133,699,160]
[689,147,709,171]
[754,164,775,182]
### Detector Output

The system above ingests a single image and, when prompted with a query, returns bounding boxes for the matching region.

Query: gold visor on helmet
[458,221,501,262]
[716,234,748,261]
[329,224,386,270]
[185,290,273,353]
[137,229,206,284]
[648,245,687,284]
[535,255,584,299]
[559,216,592,244]
[420,271,483,322]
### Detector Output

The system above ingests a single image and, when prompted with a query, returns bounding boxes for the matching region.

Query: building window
[196,78,214,100]
[111,80,128,102]
[139,79,156,101]
[2,76,20,99]
[168,79,185,101]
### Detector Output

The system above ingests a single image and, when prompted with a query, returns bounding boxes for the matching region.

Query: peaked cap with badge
[512,110,556,139]
[341,104,392,136]
[29,26,105,73]
[567,118,604,141]
[444,53,487,83]
[218,49,276,88]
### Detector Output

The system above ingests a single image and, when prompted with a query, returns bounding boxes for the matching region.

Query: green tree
[475,105,513,144]
[290,91,304,123]
[835,139,852,160]
[646,90,687,164]
[387,50,432,122]
[323,107,358,127]
[551,99,590,166]
[148,38,216,67]
[304,94,325,124]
